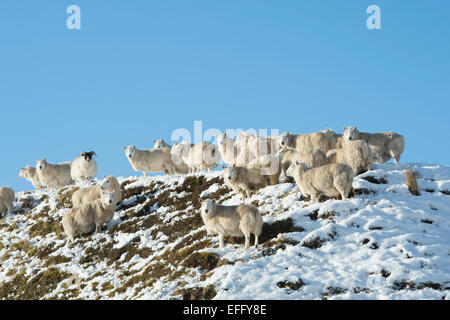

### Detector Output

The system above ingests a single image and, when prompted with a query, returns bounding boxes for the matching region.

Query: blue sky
[1,0,449,192]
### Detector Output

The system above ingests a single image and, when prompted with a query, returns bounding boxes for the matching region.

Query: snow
[0,163,449,299]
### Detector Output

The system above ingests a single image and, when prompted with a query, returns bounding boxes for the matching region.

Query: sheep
[0,187,15,216]
[286,161,354,203]
[234,133,280,165]
[326,140,373,175]
[18,166,44,190]
[36,158,74,189]
[123,145,175,176]
[343,126,405,164]
[217,133,250,166]
[153,139,190,174]
[62,191,116,245]
[200,199,263,248]
[71,151,98,182]
[153,139,171,149]
[279,131,336,154]
[72,176,122,207]
[171,141,219,173]
[322,129,345,149]
[223,165,271,201]
[247,148,328,184]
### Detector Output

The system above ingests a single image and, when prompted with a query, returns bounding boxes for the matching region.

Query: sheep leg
[143,172,147,177]
[244,232,250,249]
[218,233,225,248]
[95,224,100,233]
[254,234,259,247]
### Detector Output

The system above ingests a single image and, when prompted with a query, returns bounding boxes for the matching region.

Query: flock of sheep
[0,126,405,249]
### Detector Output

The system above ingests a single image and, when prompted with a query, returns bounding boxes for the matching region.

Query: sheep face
[123,146,136,159]
[36,159,47,170]
[286,161,307,177]
[344,126,359,141]
[101,192,116,206]
[81,151,96,162]
[201,199,215,216]
[154,139,165,149]
[224,166,238,182]
[18,168,26,179]
[100,177,113,191]
[279,132,291,148]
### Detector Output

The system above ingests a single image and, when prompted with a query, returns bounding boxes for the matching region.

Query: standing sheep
[72,176,122,207]
[18,166,44,190]
[71,151,98,182]
[153,139,190,174]
[123,145,175,176]
[286,161,354,203]
[343,126,405,164]
[326,140,373,175]
[36,158,74,189]
[172,142,219,173]
[62,191,116,245]
[223,165,270,201]
[0,187,15,216]
[280,131,336,154]
[200,199,263,249]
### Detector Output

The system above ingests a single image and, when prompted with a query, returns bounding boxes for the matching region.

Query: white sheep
[171,141,219,173]
[223,165,271,201]
[153,139,171,149]
[153,139,190,174]
[0,187,15,216]
[247,148,328,184]
[326,140,373,175]
[200,199,263,248]
[62,191,116,245]
[322,129,345,149]
[286,161,354,203]
[36,158,74,189]
[123,145,175,176]
[280,131,336,154]
[71,151,98,182]
[343,126,405,164]
[72,175,122,207]
[18,166,44,190]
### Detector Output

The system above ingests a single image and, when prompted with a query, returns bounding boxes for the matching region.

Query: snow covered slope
[0,163,449,300]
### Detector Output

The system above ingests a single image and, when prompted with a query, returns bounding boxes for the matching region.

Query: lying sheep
[62,191,116,245]
[18,166,44,190]
[326,140,373,175]
[36,158,74,189]
[223,165,270,201]
[343,126,405,164]
[72,176,122,207]
[286,161,354,203]
[280,131,336,154]
[200,199,263,248]
[172,142,219,173]
[153,140,189,174]
[71,151,98,182]
[0,187,15,216]
[123,145,175,176]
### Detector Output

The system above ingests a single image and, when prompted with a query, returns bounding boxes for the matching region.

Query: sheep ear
[92,151,97,157]
[153,140,156,143]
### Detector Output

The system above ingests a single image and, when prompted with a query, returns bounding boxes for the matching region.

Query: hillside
[0,163,449,300]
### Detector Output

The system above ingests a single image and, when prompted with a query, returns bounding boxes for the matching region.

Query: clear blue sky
[1,0,449,192]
